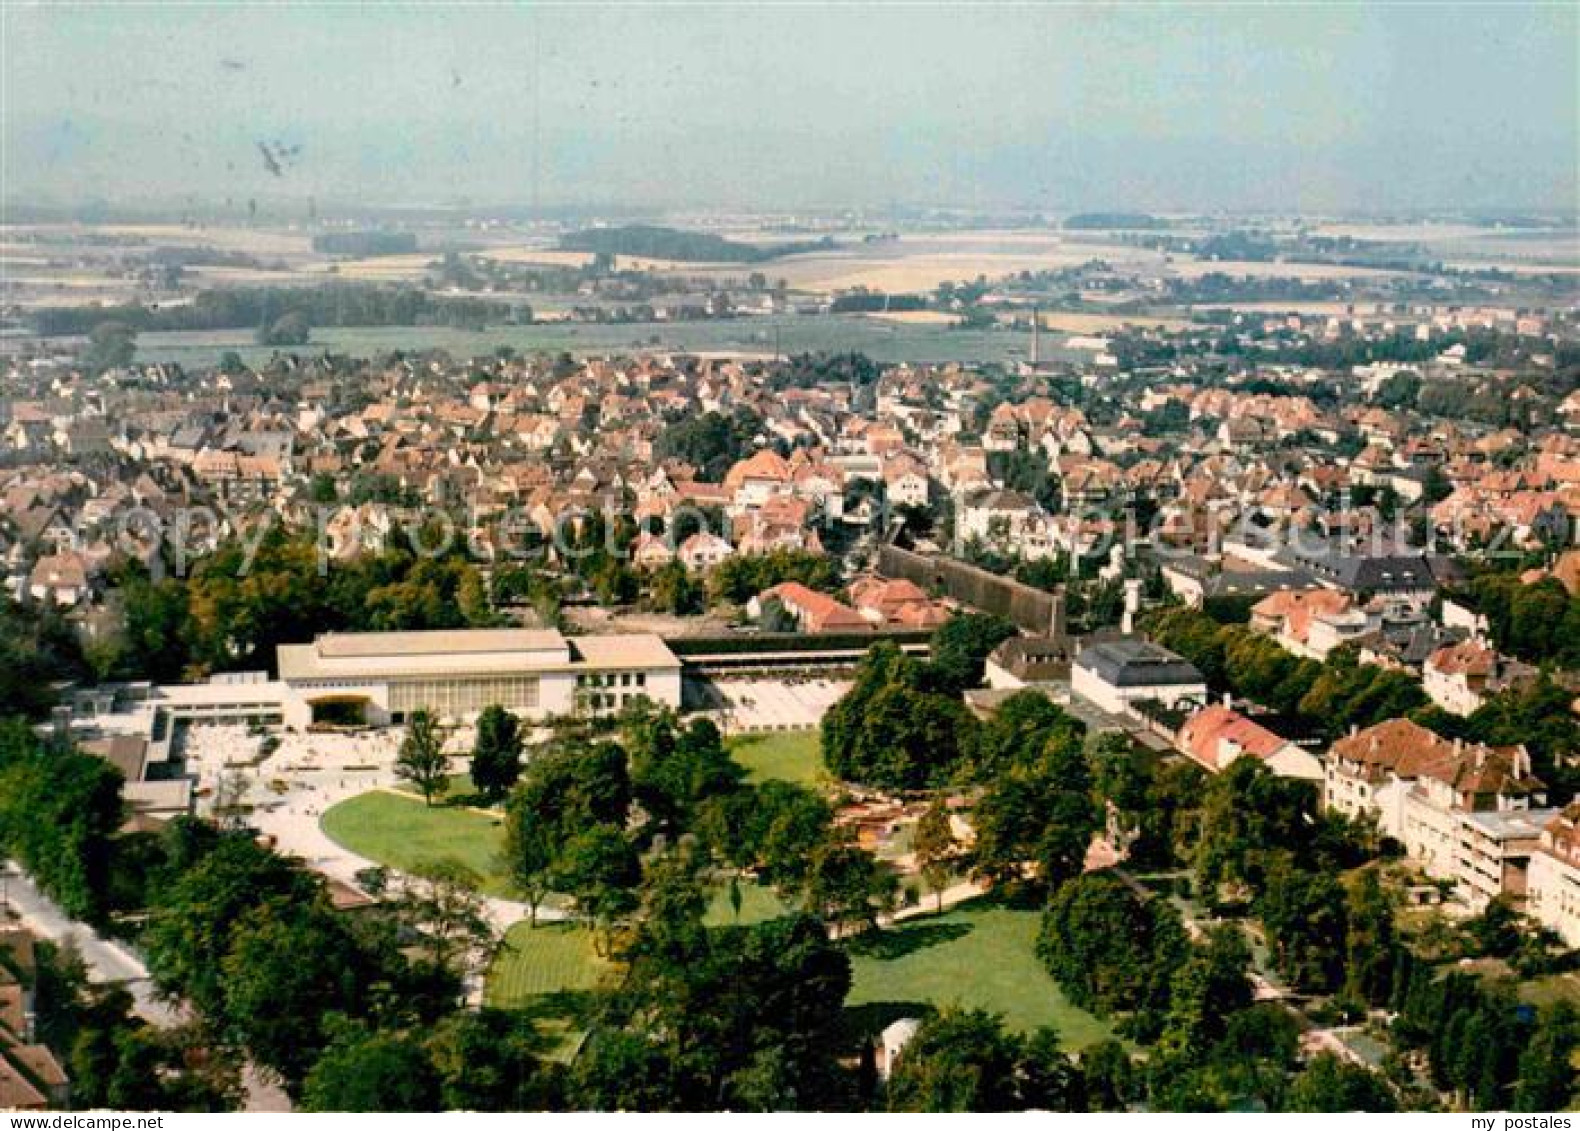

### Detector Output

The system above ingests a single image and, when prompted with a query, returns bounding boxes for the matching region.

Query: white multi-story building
[1325,718,1549,908]
[276,628,682,729]
[1528,802,1580,948]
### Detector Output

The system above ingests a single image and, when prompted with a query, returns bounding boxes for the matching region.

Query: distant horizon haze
[3,4,1576,216]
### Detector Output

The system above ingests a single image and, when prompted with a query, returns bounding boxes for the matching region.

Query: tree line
[31,283,517,338]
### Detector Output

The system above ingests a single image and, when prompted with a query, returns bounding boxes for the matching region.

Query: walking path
[184,725,564,932]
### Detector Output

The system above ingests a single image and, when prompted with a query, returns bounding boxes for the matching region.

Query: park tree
[553,824,641,951]
[513,736,633,838]
[300,1023,439,1113]
[622,705,743,834]
[142,830,322,1017]
[395,859,498,986]
[1158,924,1254,1059]
[689,778,835,897]
[629,840,711,967]
[1017,1025,1087,1112]
[801,840,896,936]
[971,689,1085,780]
[1287,1053,1397,1112]
[574,913,853,1110]
[1257,861,1348,993]
[886,1008,1028,1112]
[1092,736,1202,869]
[503,733,635,928]
[912,798,959,912]
[396,710,449,806]
[886,1009,1085,1113]
[425,1010,564,1111]
[1343,870,1402,1006]
[0,724,124,920]
[219,900,370,1090]
[470,704,523,803]
[971,731,1098,898]
[927,612,1017,693]
[1037,873,1188,1036]
[1193,757,1319,899]
[1079,1039,1138,1112]
[821,643,978,790]
[1513,1001,1579,1112]
[503,798,557,926]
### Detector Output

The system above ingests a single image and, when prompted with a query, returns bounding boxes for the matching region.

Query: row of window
[577,671,647,689]
[579,691,646,712]
[387,676,541,715]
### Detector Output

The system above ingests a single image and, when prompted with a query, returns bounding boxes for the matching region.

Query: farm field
[129,316,1061,367]
[845,902,1115,1050]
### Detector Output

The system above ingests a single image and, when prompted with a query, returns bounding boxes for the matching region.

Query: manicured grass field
[320,788,515,898]
[485,922,616,1060]
[845,902,1115,1049]
[703,878,790,927]
[486,922,614,1006]
[726,730,824,787]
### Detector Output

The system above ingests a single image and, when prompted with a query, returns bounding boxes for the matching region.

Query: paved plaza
[691,676,852,733]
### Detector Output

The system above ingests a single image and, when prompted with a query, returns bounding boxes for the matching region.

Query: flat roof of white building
[278,628,680,682]
[315,628,568,659]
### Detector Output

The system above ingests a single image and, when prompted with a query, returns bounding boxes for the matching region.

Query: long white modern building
[275,627,682,728]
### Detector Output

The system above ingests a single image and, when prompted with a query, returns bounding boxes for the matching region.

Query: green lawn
[320,788,515,898]
[485,922,617,1060]
[704,878,790,927]
[846,902,1115,1049]
[727,730,824,787]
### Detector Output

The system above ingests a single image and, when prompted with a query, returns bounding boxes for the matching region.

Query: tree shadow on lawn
[438,789,493,810]
[511,988,604,1027]
[844,1000,937,1040]
[846,920,972,961]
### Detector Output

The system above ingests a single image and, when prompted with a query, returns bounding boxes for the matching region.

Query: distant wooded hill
[312,231,419,257]
[559,224,834,263]
[1062,212,1167,230]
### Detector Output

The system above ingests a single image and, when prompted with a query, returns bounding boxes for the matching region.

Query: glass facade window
[387,675,540,716]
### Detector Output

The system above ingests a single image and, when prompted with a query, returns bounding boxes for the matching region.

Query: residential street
[2,861,291,1111]
[0,860,176,1027]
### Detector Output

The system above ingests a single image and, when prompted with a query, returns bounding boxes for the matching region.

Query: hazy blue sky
[4,3,1576,214]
